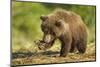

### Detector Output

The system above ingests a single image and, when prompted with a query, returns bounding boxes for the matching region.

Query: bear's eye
[55,21,61,27]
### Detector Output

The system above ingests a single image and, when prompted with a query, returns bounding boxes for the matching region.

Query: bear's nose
[45,28,48,32]
[44,27,51,33]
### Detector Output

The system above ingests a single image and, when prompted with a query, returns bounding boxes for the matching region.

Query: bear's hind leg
[76,41,87,54]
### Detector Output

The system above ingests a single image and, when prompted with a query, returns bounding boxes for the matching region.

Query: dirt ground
[12,43,96,66]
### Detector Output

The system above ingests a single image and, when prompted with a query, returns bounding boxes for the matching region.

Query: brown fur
[40,8,88,57]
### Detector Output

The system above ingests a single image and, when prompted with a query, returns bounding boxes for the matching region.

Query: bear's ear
[55,20,62,27]
[40,15,48,21]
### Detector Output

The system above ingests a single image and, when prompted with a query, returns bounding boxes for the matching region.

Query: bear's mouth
[43,34,55,44]
[42,34,56,45]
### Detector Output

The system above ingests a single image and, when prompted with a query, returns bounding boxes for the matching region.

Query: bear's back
[51,9,87,41]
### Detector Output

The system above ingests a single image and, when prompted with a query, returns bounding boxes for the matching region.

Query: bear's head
[38,15,67,50]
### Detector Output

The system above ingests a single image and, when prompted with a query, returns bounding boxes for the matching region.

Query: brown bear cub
[35,8,88,57]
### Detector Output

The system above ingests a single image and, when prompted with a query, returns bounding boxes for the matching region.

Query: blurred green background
[12,1,96,53]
